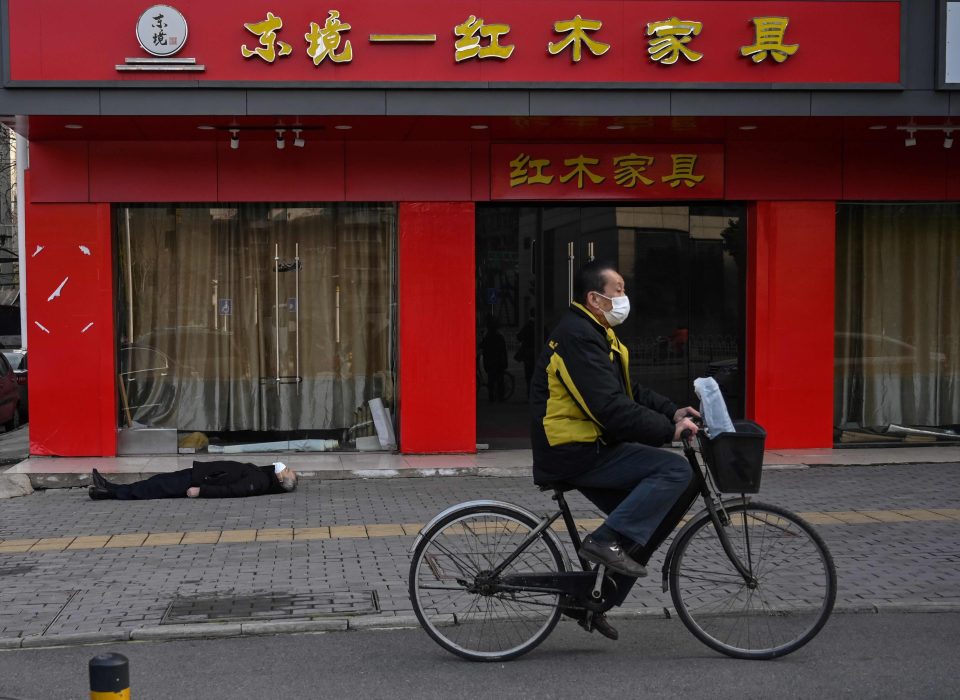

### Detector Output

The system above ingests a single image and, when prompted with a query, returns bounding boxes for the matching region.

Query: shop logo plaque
[117,5,204,71]
[136,5,188,57]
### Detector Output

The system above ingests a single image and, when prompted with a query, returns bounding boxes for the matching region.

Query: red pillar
[747,202,835,449]
[25,195,117,456]
[398,202,476,453]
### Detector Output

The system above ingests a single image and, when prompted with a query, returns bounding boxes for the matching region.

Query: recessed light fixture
[470,124,489,130]
[868,125,887,131]
[334,125,352,131]
[64,124,83,129]
[606,125,625,131]
[738,125,757,131]
[197,125,215,131]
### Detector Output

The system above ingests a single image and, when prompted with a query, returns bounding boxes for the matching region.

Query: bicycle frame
[411,497,606,602]
[658,438,757,592]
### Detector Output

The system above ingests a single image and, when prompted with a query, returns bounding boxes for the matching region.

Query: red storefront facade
[2,0,958,456]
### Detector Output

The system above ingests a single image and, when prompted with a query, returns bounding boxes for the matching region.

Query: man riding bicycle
[530,260,700,640]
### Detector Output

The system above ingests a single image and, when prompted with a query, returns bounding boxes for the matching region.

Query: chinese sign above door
[5,1,901,85]
[491,144,724,200]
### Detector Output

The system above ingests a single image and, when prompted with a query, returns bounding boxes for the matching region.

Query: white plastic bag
[693,377,736,437]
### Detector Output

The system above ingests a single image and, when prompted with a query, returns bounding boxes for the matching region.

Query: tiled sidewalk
[0,464,958,649]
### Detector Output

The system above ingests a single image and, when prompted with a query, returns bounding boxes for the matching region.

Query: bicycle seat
[536,481,577,494]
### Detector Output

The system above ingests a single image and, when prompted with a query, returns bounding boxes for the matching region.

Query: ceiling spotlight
[334,125,352,131]
[944,130,954,149]
[64,124,83,129]
[229,129,239,150]
[470,124,488,130]
[904,129,916,147]
[606,124,625,131]
[293,129,305,148]
[276,128,286,150]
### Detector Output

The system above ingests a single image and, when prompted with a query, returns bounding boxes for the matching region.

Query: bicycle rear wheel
[409,505,565,661]
[669,501,836,659]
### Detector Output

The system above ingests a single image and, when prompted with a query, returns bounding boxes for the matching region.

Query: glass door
[476,204,746,449]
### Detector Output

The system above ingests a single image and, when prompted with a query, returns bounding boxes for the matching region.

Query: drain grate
[161,590,380,624]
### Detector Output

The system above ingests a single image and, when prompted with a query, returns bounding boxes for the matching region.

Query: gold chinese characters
[510,152,706,190]
[240,12,799,66]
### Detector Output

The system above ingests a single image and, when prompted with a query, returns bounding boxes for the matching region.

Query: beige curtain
[836,203,960,430]
[117,204,396,434]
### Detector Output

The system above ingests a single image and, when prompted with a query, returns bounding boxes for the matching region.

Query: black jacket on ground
[530,303,677,483]
[191,460,285,498]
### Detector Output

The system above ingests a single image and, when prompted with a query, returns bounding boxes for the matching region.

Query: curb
[3,601,960,651]
[21,468,537,490]
[16,458,960,490]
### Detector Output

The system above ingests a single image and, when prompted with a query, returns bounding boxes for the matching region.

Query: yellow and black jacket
[531,303,677,482]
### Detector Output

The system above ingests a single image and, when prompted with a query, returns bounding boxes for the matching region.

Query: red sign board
[6,1,901,84]
[491,144,724,200]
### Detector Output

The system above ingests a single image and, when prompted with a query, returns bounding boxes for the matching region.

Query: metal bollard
[89,652,130,699]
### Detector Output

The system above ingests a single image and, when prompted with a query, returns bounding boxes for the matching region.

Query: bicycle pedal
[591,564,606,599]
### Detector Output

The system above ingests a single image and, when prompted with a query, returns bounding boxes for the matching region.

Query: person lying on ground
[88,460,298,500]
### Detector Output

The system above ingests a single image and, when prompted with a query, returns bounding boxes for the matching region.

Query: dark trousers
[567,443,697,607]
[115,469,192,500]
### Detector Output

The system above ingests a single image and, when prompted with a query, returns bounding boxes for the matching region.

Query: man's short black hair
[573,260,617,304]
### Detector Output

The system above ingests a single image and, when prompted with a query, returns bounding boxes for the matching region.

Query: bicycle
[408,419,837,661]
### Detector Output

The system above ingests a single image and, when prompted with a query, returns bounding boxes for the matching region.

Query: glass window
[835,203,960,444]
[116,203,397,451]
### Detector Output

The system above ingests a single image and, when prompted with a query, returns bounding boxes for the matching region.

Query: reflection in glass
[836,203,959,443]
[116,204,397,449]
[476,204,746,448]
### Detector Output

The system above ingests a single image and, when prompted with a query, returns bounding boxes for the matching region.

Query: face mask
[595,293,630,327]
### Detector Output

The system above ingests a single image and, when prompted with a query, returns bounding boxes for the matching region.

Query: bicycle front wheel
[409,505,565,662]
[669,501,836,659]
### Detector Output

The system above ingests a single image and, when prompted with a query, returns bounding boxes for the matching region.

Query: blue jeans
[567,442,695,607]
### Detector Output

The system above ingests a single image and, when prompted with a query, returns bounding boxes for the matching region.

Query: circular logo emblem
[136,5,188,57]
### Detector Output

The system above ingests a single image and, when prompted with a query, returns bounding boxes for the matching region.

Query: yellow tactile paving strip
[0,508,957,554]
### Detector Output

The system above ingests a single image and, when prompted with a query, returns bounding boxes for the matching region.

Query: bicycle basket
[699,420,766,493]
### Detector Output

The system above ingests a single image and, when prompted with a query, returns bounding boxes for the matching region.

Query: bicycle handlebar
[680,417,703,446]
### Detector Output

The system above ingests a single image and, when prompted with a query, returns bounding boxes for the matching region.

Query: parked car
[0,350,22,430]
[2,348,27,420]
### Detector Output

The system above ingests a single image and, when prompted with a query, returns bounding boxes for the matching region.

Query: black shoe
[579,535,648,578]
[91,469,110,489]
[578,613,619,641]
[88,485,115,500]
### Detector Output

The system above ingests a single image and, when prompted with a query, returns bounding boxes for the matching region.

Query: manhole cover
[162,590,380,624]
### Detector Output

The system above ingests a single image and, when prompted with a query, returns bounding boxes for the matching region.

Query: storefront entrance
[116,203,397,453]
[477,204,747,449]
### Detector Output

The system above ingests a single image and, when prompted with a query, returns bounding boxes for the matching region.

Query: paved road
[1,613,958,699]
[0,464,958,647]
